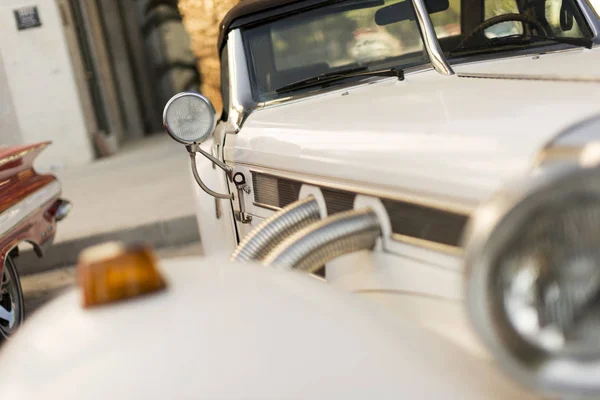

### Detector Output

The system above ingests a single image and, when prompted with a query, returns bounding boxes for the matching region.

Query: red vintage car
[0,142,70,340]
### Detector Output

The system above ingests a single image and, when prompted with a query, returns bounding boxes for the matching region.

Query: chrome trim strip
[252,201,282,212]
[411,0,454,76]
[391,234,463,256]
[0,144,48,168]
[240,164,474,215]
[458,72,600,83]
[0,181,61,237]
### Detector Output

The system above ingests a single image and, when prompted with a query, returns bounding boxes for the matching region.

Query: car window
[545,1,586,37]
[244,0,429,101]
[444,0,593,56]
[484,0,523,38]
[430,0,461,39]
[220,47,230,121]
[221,46,230,121]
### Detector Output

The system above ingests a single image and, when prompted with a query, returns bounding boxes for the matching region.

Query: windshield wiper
[275,66,404,94]
[452,34,594,54]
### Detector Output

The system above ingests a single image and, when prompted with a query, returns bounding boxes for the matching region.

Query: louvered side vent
[252,172,356,214]
[251,172,468,250]
[322,188,356,215]
[252,172,301,208]
[382,199,468,247]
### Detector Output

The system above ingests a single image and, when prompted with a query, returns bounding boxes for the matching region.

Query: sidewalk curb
[17,215,200,276]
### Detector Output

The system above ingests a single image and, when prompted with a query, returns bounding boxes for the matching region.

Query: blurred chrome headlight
[464,165,600,396]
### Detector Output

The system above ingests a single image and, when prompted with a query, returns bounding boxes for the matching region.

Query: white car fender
[0,256,536,399]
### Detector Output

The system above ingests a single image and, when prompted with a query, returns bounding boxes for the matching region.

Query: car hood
[227,48,600,210]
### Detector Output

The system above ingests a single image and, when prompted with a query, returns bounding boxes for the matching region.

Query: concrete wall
[0,0,94,169]
[0,53,21,147]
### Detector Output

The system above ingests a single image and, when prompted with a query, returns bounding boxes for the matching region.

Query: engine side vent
[252,172,356,213]
[381,199,468,248]
[322,188,356,215]
[252,173,301,208]
[251,171,468,251]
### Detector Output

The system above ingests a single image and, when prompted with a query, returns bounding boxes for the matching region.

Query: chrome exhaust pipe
[263,208,381,274]
[231,196,321,263]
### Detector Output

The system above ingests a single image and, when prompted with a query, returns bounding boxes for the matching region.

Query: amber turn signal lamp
[77,242,166,308]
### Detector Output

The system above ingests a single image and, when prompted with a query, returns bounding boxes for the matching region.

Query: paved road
[18,135,201,275]
[20,243,203,317]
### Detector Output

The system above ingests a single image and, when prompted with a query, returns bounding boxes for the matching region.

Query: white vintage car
[2,0,600,398]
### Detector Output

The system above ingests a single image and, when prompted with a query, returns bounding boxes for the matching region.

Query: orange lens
[77,242,166,308]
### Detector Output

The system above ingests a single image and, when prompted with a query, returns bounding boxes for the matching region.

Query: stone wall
[178,0,240,112]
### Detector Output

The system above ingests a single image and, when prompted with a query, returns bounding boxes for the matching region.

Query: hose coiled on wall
[263,208,381,273]
[230,196,321,263]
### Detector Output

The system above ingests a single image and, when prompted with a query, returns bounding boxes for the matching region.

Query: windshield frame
[581,0,600,37]
[227,0,599,111]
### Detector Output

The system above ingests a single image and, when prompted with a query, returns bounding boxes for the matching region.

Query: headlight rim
[464,164,600,395]
[162,91,217,146]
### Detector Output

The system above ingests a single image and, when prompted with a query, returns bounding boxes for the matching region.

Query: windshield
[429,0,594,56]
[243,0,431,101]
[242,0,594,101]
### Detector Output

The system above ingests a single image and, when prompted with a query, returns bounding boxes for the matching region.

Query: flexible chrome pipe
[230,196,321,262]
[263,208,381,274]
